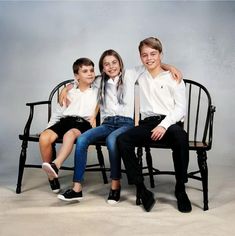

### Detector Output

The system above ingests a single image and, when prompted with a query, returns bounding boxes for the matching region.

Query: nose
[88,71,93,76]
[109,63,115,69]
[147,54,152,60]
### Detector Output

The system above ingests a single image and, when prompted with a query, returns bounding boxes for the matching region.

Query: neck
[78,83,90,92]
[147,65,164,78]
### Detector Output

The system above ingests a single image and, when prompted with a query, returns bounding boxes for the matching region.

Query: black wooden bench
[16,78,215,211]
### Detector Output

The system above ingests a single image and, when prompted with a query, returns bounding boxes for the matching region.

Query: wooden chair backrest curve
[134,79,214,149]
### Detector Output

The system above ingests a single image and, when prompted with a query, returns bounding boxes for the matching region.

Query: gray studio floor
[1,158,235,236]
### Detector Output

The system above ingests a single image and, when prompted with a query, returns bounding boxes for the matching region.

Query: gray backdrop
[0,1,234,185]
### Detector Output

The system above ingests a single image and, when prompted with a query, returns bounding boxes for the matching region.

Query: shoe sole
[107,199,120,205]
[42,162,58,178]
[52,189,60,194]
[57,194,83,202]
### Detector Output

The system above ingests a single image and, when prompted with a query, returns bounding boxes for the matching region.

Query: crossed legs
[39,128,81,192]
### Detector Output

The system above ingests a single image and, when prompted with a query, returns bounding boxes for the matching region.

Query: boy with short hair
[118,37,192,213]
[39,58,99,193]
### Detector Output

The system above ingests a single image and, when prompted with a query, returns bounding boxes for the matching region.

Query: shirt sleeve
[124,65,145,84]
[158,80,186,130]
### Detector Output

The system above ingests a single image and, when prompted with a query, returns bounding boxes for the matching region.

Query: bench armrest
[21,100,52,138]
[26,100,51,106]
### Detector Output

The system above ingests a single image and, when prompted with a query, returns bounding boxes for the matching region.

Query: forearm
[161,63,182,82]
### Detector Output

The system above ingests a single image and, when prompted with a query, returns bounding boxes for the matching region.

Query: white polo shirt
[137,70,186,130]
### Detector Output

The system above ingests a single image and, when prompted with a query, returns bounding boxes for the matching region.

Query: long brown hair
[98,49,125,105]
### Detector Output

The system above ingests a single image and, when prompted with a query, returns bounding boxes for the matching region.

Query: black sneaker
[42,162,59,178]
[48,178,60,193]
[57,189,83,202]
[107,188,121,205]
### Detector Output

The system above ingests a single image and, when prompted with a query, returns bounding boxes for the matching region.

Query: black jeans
[117,117,189,185]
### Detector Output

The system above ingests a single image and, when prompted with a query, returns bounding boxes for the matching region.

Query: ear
[74,73,80,81]
[160,52,163,60]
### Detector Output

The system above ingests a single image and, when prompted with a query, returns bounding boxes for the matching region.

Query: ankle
[175,182,185,193]
[52,161,60,170]
[73,182,82,193]
[136,182,146,192]
[111,179,121,190]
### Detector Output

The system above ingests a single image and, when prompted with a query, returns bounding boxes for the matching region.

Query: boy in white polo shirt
[39,58,99,193]
[118,37,191,213]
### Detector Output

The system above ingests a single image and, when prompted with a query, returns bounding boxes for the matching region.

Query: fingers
[151,131,163,141]
[151,126,166,141]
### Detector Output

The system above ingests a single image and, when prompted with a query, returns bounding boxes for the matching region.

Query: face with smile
[140,45,162,72]
[102,55,121,79]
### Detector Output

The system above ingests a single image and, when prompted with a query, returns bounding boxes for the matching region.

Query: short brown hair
[73,58,94,74]
[138,37,163,54]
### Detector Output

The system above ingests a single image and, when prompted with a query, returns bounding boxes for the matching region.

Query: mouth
[146,61,155,66]
[108,69,117,74]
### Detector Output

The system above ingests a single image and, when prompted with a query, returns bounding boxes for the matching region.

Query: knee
[63,129,80,141]
[106,136,117,152]
[39,131,54,145]
[76,135,89,150]
[168,125,188,146]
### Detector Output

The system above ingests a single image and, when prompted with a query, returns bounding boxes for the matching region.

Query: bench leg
[16,140,28,194]
[197,150,209,211]
[136,147,143,205]
[95,145,108,184]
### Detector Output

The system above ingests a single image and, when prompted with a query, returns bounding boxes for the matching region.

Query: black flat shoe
[175,191,192,213]
[137,187,156,212]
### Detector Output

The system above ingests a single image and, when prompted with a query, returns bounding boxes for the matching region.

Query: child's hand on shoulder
[59,83,73,106]
[169,66,182,83]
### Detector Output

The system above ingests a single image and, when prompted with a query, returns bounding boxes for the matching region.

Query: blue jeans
[73,116,134,182]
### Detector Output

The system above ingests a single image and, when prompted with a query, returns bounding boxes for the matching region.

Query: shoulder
[123,65,145,84]
[92,75,102,88]
[160,71,178,85]
[125,65,145,75]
